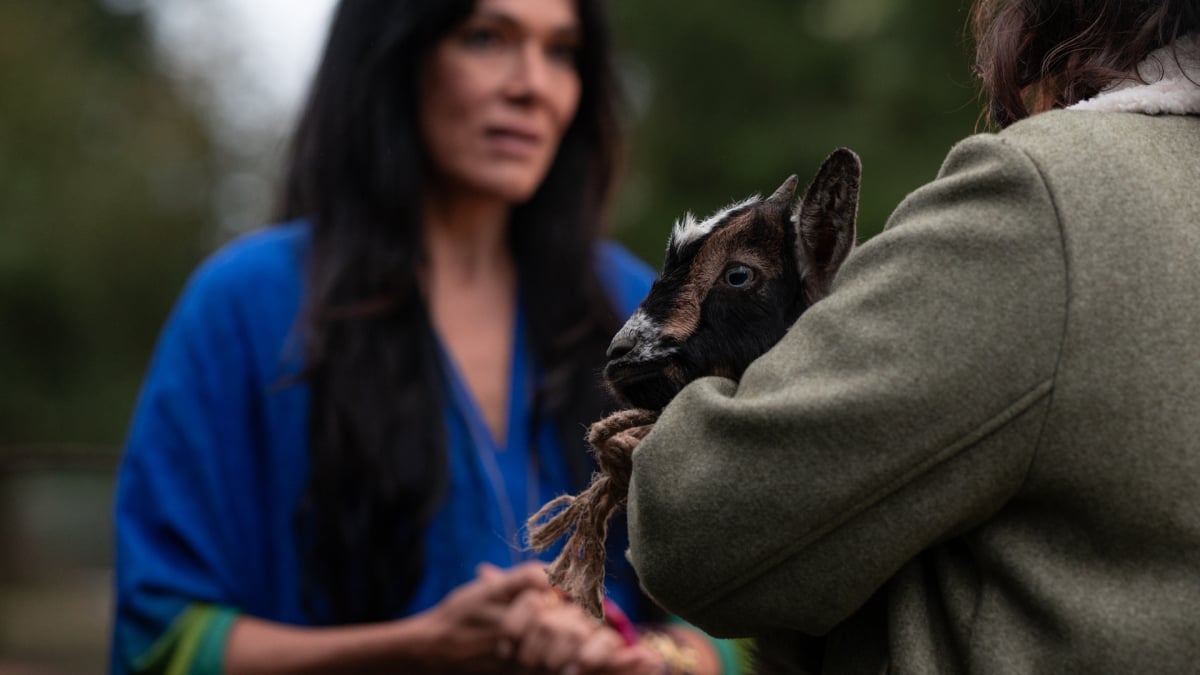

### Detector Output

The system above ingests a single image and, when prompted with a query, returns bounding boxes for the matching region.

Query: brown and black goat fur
[604,148,862,674]
[528,149,862,674]
[605,148,861,412]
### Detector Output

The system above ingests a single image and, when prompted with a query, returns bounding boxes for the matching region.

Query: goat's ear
[768,174,800,204]
[793,148,860,301]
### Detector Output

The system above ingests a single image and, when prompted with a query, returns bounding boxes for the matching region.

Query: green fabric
[710,637,745,675]
[627,110,1200,673]
[133,604,239,675]
[730,639,756,674]
[192,607,238,674]
[667,615,745,674]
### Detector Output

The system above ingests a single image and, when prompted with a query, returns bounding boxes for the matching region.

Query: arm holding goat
[627,135,1064,642]
[532,137,1066,673]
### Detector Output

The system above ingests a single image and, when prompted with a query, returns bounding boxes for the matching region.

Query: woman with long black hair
[111,0,731,672]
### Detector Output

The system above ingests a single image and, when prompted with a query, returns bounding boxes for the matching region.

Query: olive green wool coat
[627,109,1200,673]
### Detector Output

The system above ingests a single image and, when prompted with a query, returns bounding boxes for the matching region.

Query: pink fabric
[603,598,639,646]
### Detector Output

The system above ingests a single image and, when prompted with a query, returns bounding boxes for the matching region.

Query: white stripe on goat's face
[605,199,795,410]
[605,148,862,411]
[669,195,762,252]
[607,309,676,362]
[661,207,784,343]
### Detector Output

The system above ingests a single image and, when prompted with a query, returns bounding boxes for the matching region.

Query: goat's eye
[722,264,755,288]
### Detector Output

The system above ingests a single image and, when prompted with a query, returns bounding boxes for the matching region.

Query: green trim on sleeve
[666,615,745,675]
[709,637,746,675]
[131,604,239,675]
[730,639,757,674]
[191,606,238,674]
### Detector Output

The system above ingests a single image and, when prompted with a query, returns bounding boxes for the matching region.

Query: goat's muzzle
[603,357,681,412]
[605,333,638,361]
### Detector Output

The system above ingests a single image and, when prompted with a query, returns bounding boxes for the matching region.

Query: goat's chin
[610,380,680,412]
[603,361,682,412]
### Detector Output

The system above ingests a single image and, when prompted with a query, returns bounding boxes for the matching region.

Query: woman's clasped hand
[417,562,667,675]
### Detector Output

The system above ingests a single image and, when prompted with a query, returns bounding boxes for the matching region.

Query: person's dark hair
[278,0,625,623]
[971,0,1200,127]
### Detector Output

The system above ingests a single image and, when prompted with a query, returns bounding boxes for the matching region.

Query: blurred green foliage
[0,0,217,444]
[0,0,982,446]
[609,0,981,262]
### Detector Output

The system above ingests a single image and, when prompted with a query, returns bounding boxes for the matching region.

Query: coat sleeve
[626,133,1067,638]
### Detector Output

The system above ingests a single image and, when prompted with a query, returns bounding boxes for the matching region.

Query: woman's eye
[461,27,503,50]
[723,264,755,288]
[546,41,579,66]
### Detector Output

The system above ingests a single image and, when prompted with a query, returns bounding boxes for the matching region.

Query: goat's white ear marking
[670,196,761,251]
[668,212,697,251]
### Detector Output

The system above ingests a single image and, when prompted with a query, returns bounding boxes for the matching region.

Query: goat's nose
[606,333,638,360]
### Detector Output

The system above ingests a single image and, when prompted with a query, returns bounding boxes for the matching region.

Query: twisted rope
[526,408,660,619]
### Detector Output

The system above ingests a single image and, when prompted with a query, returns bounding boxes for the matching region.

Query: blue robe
[111,222,657,673]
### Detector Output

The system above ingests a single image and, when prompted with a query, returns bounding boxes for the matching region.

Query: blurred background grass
[0,0,978,671]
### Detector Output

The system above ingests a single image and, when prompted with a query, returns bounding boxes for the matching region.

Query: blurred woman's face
[419,0,583,206]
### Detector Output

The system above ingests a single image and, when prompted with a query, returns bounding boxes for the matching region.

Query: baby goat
[605,148,861,411]
[526,149,862,631]
[607,147,861,672]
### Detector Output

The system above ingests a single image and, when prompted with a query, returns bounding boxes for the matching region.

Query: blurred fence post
[0,444,120,672]
[0,471,12,585]
[0,445,119,581]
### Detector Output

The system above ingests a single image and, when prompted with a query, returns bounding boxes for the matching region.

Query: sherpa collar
[1069,33,1200,114]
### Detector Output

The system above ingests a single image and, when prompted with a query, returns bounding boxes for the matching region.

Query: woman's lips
[484,127,542,157]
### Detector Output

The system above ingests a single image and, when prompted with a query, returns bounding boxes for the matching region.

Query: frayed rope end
[523,409,659,620]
